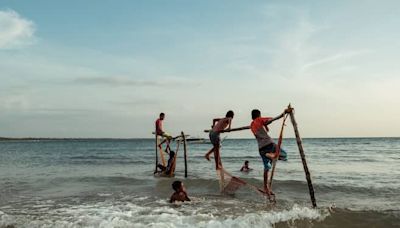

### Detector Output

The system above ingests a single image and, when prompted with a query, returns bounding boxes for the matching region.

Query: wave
[0,202,329,228]
[1,199,399,228]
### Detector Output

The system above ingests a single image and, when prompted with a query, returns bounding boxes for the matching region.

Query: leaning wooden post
[154,132,158,174]
[289,105,317,208]
[181,131,188,178]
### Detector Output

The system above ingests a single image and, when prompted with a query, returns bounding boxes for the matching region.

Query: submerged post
[289,105,317,208]
[181,131,188,178]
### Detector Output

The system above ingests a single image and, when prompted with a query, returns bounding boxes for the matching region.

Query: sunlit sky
[1,1,399,138]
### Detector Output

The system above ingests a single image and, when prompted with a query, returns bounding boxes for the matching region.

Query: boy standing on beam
[250,109,291,196]
[204,110,234,170]
[155,112,173,147]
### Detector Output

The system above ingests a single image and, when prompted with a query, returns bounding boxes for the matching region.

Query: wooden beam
[203,112,287,133]
[289,105,317,208]
[204,126,250,133]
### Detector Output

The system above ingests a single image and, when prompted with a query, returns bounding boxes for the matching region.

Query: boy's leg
[214,146,222,170]
[259,150,273,195]
[204,147,215,161]
[206,131,220,161]
[265,152,277,160]
[263,170,271,194]
[265,144,287,160]
[278,147,288,161]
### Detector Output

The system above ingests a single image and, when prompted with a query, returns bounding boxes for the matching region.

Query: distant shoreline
[1,136,399,141]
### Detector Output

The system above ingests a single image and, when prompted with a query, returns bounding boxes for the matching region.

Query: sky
[0,0,399,138]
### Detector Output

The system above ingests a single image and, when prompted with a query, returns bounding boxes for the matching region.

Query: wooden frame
[153,131,188,178]
[203,105,317,207]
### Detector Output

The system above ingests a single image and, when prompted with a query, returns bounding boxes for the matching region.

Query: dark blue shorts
[209,131,220,146]
[259,143,287,171]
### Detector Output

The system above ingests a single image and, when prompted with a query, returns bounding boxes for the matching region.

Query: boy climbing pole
[250,108,292,197]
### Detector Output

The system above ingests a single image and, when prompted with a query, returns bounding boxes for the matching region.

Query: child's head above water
[172,180,183,192]
[159,112,165,120]
[245,160,249,165]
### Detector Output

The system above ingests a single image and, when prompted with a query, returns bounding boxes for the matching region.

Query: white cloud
[0,10,35,49]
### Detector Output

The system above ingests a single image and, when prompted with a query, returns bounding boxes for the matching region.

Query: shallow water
[0,138,399,227]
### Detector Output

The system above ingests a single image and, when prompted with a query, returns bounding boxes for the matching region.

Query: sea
[0,138,399,228]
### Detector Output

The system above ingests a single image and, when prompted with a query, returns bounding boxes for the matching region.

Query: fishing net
[216,169,247,194]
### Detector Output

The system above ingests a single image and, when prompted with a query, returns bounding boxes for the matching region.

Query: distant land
[0,137,398,141]
[0,137,135,141]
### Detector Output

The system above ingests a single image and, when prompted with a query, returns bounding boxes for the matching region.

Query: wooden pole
[289,106,317,208]
[203,113,285,133]
[269,113,289,189]
[204,126,250,133]
[181,131,188,178]
[154,133,158,174]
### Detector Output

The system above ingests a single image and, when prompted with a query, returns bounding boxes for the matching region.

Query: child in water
[170,181,191,203]
[240,160,253,172]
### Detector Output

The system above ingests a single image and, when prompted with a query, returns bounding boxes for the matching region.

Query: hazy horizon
[1,1,399,138]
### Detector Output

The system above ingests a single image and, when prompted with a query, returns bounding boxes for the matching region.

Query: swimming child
[170,180,191,203]
[240,160,253,172]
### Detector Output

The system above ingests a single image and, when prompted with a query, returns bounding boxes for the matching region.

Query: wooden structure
[203,104,317,208]
[288,104,317,207]
[153,131,188,178]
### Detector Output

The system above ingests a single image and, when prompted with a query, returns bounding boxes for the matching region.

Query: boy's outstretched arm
[266,109,292,125]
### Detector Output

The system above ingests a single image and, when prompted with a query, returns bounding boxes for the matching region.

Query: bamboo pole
[204,126,250,133]
[181,131,188,178]
[154,133,158,174]
[203,113,286,133]
[269,113,289,189]
[289,105,317,208]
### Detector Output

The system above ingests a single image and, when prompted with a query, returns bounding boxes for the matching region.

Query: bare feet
[205,153,211,161]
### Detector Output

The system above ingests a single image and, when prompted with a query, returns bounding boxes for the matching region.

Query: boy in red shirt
[155,113,172,140]
[250,109,290,196]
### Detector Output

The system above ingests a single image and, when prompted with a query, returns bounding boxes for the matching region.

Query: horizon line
[1,136,399,140]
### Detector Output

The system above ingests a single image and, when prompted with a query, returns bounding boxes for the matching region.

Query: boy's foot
[265,152,277,160]
[205,154,211,161]
[269,194,276,203]
[278,156,287,161]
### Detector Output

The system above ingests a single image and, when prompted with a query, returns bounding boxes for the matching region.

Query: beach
[0,138,399,227]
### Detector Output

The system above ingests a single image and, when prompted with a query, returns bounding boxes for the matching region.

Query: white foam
[0,202,328,228]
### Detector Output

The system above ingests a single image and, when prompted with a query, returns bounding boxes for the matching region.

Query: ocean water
[0,138,399,228]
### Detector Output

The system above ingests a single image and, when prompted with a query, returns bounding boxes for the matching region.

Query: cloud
[72,76,200,87]
[300,50,372,72]
[0,10,35,49]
